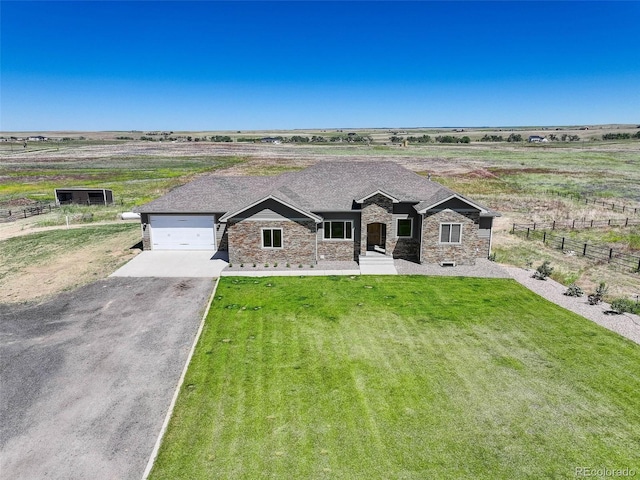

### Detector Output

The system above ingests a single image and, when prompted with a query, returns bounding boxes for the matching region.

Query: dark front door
[366,223,386,252]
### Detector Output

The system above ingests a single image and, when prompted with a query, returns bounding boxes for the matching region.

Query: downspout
[419,213,424,264]
[488,217,494,258]
[315,222,319,264]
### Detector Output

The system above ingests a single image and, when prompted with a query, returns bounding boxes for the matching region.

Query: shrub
[564,284,584,297]
[533,261,553,280]
[588,282,608,305]
[609,298,639,314]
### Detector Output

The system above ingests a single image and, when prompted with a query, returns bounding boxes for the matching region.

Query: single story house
[136,162,499,266]
[54,188,114,206]
[528,135,548,143]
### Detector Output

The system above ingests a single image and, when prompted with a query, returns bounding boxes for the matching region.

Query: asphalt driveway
[0,276,214,480]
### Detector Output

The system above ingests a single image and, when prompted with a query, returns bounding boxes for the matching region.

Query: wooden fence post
[561,237,565,251]
[543,232,546,243]
[583,244,587,256]
[609,249,613,262]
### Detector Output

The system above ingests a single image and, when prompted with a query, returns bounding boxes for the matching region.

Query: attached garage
[149,215,216,251]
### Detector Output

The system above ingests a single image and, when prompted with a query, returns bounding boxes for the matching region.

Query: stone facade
[218,225,228,251]
[420,210,489,265]
[142,222,151,250]
[391,237,420,261]
[227,218,316,265]
[360,194,394,255]
[318,240,358,261]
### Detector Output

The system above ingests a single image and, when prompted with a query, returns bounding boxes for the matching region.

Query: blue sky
[1,1,639,131]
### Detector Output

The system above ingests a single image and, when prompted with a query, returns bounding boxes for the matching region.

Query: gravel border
[504,266,640,345]
[395,258,511,278]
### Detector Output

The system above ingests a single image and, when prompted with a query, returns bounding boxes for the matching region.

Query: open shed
[55,188,114,206]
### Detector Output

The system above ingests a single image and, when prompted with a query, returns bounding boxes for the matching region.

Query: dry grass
[1,132,638,301]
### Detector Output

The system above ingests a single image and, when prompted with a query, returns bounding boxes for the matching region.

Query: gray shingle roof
[137,161,496,216]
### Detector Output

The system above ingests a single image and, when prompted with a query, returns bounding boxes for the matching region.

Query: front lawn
[150,276,640,479]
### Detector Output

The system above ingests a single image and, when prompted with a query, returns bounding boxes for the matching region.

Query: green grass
[150,276,640,479]
[0,155,244,206]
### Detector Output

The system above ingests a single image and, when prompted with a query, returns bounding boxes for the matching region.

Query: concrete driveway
[111,250,228,277]
[0,276,214,480]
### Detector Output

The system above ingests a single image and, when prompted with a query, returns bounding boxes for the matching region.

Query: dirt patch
[0,228,140,303]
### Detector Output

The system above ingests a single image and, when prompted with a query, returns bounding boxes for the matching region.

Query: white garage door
[150,215,216,251]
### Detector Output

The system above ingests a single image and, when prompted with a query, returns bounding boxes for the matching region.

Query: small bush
[588,282,609,305]
[609,298,639,314]
[533,261,553,280]
[564,284,584,297]
[488,252,497,262]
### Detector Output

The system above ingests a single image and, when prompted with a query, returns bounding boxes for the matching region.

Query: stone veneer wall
[391,238,420,261]
[421,210,489,266]
[227,218,317,265]
[360,194,394,256]
[218,226,228,251]
[140,213,151,250]
[317,240,358,261]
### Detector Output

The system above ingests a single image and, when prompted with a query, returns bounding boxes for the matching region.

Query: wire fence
[514,217,640,232]
[512,225,640,272]
[0,200,121,222]
[0,202,58,222]
[545,190,640,215]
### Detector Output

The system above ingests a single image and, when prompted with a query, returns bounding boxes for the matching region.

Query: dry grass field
[1,125,639,303]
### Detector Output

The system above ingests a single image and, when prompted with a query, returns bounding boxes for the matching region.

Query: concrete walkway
[113,252,513,278]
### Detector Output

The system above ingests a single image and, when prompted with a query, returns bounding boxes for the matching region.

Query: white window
[396,218,413,237]
[323,221,353,240]
[440,223,462,244]
[262,228,283,249]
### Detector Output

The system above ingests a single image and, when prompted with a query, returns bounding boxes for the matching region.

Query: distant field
[0,130,638,301]
[149,276,640,479]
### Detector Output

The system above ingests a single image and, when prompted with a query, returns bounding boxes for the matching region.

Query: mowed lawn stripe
[150,276,640,479]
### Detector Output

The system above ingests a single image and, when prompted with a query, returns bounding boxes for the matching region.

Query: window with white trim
[440,223,462,244]
[262,228,283,248]
[323,221,353,240]
[396,218,413,237]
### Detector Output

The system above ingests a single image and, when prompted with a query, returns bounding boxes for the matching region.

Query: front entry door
[366,223,386,252]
